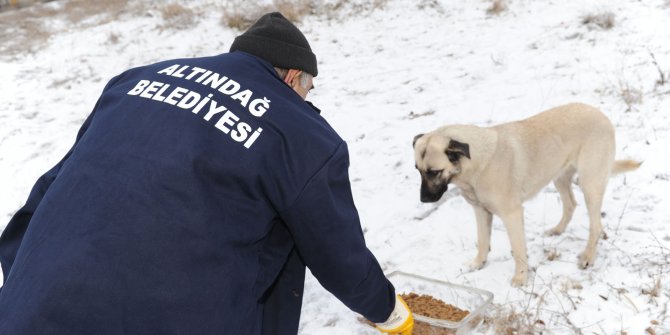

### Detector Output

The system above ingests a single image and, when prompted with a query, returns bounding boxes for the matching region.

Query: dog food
[359,293,471,334]
[400,293,470,335]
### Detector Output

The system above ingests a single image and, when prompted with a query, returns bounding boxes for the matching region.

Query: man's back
[0,51,343,334]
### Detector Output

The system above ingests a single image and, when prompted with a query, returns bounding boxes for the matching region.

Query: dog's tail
[611,160,642,175]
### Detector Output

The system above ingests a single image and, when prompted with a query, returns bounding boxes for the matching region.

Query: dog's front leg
[469,205,493,271]
[500,208,528,287]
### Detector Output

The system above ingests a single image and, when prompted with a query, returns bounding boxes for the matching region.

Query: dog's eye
[447,152,459,162]
[426,169,442,177]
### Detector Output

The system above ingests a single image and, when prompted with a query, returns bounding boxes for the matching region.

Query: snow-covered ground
[1,0,669,333]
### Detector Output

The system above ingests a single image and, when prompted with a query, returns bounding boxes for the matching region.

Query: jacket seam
[279,141,345,215]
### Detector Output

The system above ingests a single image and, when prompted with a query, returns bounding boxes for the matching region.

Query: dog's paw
[577,251,596,269]
[511,272,528,287]
[466,258,487,272]
[544,227,564,236]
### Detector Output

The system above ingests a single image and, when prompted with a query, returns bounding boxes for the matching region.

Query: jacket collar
[305,101,321,114]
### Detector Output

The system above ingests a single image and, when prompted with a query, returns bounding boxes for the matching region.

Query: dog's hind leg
[469,205,493,271]
[577,176,608,269]
[545,166,577,236]
[576,147,613,269]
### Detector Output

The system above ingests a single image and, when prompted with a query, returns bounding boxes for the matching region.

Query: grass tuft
[486,0,507,16]
[581,11,615,30]
[160,3,195,30]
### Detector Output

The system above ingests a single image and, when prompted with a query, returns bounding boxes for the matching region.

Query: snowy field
[1,0,669,334]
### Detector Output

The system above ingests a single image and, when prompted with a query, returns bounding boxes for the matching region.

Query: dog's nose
[420,184,448,203]
[420,191,440,203]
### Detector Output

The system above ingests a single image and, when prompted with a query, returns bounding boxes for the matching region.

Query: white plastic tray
[387,271,493,334]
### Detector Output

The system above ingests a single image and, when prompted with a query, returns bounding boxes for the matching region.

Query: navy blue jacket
[0,51,394,334]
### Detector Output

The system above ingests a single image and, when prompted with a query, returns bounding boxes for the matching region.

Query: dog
[412,103,641,286]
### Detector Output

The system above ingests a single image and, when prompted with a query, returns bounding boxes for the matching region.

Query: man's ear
[445,139,470,161]
[412,133,424,148]
[284,69,302,86]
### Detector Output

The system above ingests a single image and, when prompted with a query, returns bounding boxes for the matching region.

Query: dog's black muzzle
[420,181,448,203]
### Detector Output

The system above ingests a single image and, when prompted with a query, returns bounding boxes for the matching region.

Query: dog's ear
[412,133,424,148]
[446,139,470,162]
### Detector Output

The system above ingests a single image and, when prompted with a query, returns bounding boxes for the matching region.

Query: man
[0,12,413,335]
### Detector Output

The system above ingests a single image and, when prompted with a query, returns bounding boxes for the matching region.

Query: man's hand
[376,295,414,335]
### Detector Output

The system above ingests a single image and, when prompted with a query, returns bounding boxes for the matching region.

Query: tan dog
[413,103,641,286]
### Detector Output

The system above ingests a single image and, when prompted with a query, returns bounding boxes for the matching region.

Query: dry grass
[581,11,616,30]
[0,0,127,57]
[221,0,314,31]
[486,0,507,16]
[220,0,388,30]
[417,0,442,11]
[619,81,643,111]
[482,286,552,335]
[0,3,57,57]
[160,3,195,30]
[106,31,120,45]
[0,0,137,58]
[62,0,127,25]
[319,0,387,21]
[649,51,667,88]
[221,1,269,31]
[484,304,546,334]
[544,247,561,261]
[273,0,316,23]
[0,0,54,10]
[641,278,662,298]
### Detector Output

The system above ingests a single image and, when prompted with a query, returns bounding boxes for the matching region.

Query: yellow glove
[376,295,414,335]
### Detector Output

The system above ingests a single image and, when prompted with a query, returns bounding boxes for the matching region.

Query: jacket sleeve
[0,111,96,282]
[279,142,395,323]
[0,72,126,283]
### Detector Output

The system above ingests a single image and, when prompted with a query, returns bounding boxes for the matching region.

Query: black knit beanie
[230,12,318,77]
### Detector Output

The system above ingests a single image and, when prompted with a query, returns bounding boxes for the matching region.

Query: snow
[1,0,669,333]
